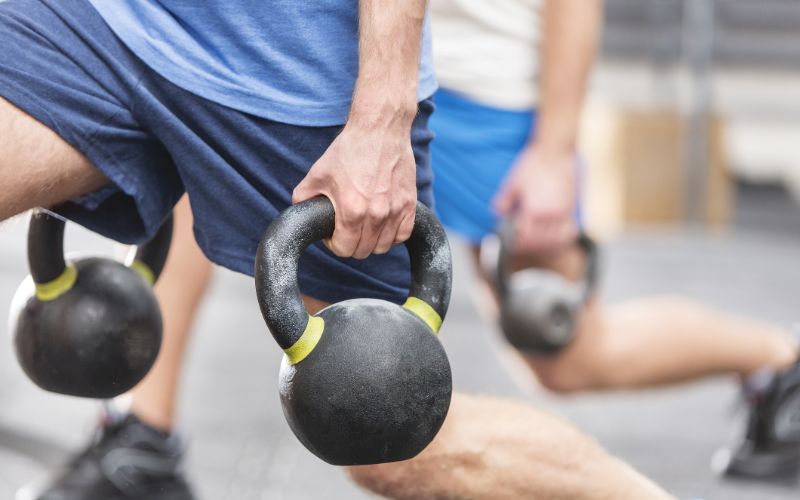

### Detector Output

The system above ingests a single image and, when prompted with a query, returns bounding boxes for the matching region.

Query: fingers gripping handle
[255,197,453,350]
[495,219,600,305]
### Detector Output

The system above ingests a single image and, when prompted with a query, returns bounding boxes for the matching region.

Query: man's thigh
[348,392,629,500]
[0,97,106,221]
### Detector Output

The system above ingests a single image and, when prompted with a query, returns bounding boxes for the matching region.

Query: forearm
[533,0,602,154]
[350,0,426,130]
[293,1,425,256]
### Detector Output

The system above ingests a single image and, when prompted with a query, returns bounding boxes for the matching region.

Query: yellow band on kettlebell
[130,260,155,286]
[284,315,325,365]
[35,265,78,301]
[403,296,443,334]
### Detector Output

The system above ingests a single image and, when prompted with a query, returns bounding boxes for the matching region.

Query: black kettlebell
[9,209,173,398]
[484,222,599,354]
[255,197,453,466]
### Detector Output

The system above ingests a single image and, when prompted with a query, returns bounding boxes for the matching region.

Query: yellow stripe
[284,315,325,365]
[130,260,155,286]
[403,296,443,334]
[35,265,78,301]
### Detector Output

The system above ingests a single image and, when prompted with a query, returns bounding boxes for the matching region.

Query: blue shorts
[430,89,582,244]
[0,0,435,304]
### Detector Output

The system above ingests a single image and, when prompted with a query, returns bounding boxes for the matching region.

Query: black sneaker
[720,363,800,480]
[17,413,195,500]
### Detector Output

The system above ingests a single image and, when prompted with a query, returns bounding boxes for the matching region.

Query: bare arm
[495,0,602,253]
[351,0,424,126]
[293,0,427,259]
[535,0,601,154]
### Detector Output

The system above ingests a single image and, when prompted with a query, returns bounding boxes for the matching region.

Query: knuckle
[339,209,365,229]
[347,207,368,223]
[396,227,412,243]
[367,203,390,222]
[353,246,372,260]
[388,201,408,223]
[340,195,367,216]
[331,236,355,258]
[374,241,393,255]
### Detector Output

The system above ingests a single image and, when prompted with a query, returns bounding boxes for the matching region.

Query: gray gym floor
[0,184,799,500]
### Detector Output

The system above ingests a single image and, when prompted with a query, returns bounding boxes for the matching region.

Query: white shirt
[431,0,543,110]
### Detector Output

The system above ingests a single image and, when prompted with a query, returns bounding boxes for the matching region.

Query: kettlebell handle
[577,234,600,300]
[255,196,453,352]
[126,214,174,286]
[28,209,174,290]
[495,220,599,303]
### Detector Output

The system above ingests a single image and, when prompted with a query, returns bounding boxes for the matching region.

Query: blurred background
[585,0,800,237]
[1,1,800,499]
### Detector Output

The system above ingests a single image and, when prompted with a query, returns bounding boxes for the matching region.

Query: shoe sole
[16,484,196,500]
[719,445,800,481]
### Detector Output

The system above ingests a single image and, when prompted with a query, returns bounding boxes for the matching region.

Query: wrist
[348,99,417,132]
[530,116,580,157]
[349,80,417,130]
[524,141,576,163]
[347,96,417,130]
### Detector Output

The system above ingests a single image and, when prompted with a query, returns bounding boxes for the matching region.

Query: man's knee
[347,464,410,499]
[346,394,489,499]
[526,354,593,394]
[522,304,608,394]
[347,393,614,500]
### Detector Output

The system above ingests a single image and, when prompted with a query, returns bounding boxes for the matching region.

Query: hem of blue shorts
[197,241,407,305]
[454,229,487,247]
[436,204,494,246]
[0,80,164,244]
[442,216,586,248]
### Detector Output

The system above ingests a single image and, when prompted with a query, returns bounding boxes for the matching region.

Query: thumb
[493,182,518,216]
[292,176,321,205]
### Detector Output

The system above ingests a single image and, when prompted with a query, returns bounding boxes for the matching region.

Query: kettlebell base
[279,299,453,466]
[11,259,162,399]
[309,446,426,467]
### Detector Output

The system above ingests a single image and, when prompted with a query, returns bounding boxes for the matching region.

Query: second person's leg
[471,244,798,393]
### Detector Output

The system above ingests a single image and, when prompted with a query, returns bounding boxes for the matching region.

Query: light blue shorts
[430,89,583,244]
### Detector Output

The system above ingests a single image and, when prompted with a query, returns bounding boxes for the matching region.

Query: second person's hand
[493,146,578,254]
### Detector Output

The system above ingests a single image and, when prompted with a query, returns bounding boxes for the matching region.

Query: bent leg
[291,273,669,498]
[349,393,673,500]
[531,296,797,393]
[603,296,797,382]
[0,97,107,221]
[471,243,797,393]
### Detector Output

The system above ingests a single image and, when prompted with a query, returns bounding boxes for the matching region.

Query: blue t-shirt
[87,1,437,126]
